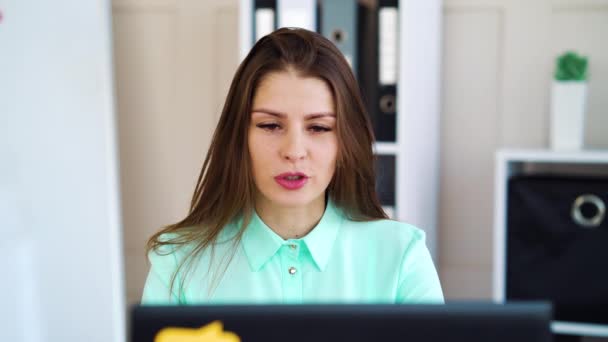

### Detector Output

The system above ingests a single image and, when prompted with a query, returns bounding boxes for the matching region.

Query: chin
[272,196,315,208]
[266,191,323,209]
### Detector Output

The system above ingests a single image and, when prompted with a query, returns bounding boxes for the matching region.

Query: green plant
[554,51,588,81]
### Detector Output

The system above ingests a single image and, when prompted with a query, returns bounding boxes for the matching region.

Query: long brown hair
[146,27,387,299]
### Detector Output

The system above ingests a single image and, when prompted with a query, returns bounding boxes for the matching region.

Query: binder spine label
[277,0,317,31]
[321,0,357,72]
[379,7,398,86]
[255,8,275,41]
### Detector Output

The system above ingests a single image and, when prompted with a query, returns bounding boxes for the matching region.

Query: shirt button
[288,267,297,275]
[289,244,297,250]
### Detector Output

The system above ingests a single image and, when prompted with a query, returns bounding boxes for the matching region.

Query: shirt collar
[241,199,343,272]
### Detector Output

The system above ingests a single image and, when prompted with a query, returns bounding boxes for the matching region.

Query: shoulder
[147,233,187,269]
[148,228,238,267]
[341,218,427,249]
[337,218,428,266]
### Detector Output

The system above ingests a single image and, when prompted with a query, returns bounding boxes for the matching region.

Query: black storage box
[506,175,608,325]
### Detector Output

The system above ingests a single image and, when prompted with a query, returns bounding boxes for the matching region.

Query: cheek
[315,136,338,172]
[248,128,263,156]
[248,131,273,168]
[247,130,261,172]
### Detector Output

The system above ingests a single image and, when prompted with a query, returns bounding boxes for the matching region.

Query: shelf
[493,148,608,338]
[373,142,399,155]
[552,321,608,337]
[493,149,608,301]
[497,149,608,164]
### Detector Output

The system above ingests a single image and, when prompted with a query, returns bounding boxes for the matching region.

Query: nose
[280,128,307,162]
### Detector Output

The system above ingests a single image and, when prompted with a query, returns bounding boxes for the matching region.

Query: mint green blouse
[141,200,444,304]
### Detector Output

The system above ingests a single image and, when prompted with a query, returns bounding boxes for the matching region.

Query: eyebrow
[252,108,336,120]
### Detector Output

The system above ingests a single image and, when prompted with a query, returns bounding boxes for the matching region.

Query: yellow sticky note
[154,321,241,342]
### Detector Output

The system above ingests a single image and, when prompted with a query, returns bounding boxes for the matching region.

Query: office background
[112,0,608,305]
[2,0,607,340]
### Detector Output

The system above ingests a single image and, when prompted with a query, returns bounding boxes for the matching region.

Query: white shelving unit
[493,148,608,337]
[238,0,442,260]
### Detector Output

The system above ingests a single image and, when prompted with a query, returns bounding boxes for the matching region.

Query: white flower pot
[550,81,587,150]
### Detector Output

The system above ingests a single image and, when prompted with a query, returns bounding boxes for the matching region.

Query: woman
[142,28,443,304]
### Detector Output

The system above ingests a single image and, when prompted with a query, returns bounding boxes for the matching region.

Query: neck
[255,195,327,240]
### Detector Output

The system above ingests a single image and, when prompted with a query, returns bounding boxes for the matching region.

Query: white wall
[0,1,125,341]
[439,0,608,299]
[112,0,239,304]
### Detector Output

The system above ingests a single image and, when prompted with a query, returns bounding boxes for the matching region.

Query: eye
[257,123,281,131]
[309,125,332,133]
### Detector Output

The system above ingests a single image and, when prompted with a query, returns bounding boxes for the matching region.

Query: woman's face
[248,70,338,209]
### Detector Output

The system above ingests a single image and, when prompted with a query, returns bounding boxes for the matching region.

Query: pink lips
[274,172,309,190]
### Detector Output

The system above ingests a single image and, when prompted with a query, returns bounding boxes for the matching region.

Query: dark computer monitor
[131,302,552,342]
